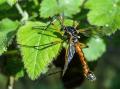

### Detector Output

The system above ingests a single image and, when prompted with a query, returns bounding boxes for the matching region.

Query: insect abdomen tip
[86,72,96,81]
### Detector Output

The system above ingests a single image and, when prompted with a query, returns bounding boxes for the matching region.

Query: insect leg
[79,43,89,48]
[44,17,57,30]
[18,40,63,50]
[57,13,65,29]
[73,20,79,29]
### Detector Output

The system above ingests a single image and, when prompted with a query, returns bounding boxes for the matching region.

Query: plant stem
[7,76,15,89]
[15,3,24,18]
[15,2,29,23]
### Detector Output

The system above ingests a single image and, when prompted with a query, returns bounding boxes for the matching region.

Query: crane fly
[61,26,96,81]
[27,15,96,81]
[37,15,96,81]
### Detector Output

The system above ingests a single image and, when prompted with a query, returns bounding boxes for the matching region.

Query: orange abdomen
[74,42,96,81]
[74,42,90,76]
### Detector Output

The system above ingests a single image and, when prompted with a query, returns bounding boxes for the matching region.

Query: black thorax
[64,26,79,43]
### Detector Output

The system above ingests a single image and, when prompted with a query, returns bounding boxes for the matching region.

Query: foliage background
[0,0,120,89]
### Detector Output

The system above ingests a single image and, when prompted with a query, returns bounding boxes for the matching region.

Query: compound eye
[86,71,96,81]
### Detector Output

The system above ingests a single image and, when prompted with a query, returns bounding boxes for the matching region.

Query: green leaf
[40,0,59,18]
[40,0,84,18]
[0,3,11,10]
[83,37,106,61]
[58,0,84,17]
[17,21,62,80]
[85,0,120,35]
[7,0,17,6]
[15,69,24,80]
[0,18,19,55]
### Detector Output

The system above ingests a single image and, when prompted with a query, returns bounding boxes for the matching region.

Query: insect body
[63,26,96,81]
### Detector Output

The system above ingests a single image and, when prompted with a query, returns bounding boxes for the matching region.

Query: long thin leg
[18,40,63,50]
[32,19,64,36]
[32,16,57,31]
[73,20,79,29]
[79,43,88,48]
[44,17,57,30]
[40,14,65,31]
[57,13,65,29]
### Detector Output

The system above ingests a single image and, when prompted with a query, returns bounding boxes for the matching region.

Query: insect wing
[68,43,75,63]
[79,27,105,37]
[62,43,75,76]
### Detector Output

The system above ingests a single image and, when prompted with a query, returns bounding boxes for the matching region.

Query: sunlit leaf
[40,0,84,18]
[40,0,59,18]
[58,0,84,17]
[0,18,19,55]
[83,37,106,61]
[17,21,62,80]
[85,0,120,35]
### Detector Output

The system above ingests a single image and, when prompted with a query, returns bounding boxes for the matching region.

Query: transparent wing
[62,43,75,76]
[78,26,106,37]
[68,43,75,63]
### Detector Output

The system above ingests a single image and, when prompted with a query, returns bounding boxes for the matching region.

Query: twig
[7,76,15,89]
[15,3,24,17]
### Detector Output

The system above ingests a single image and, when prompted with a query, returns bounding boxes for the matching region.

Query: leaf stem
[15,3,24,18]
[7,76,15,89]
[15,3,29,23]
